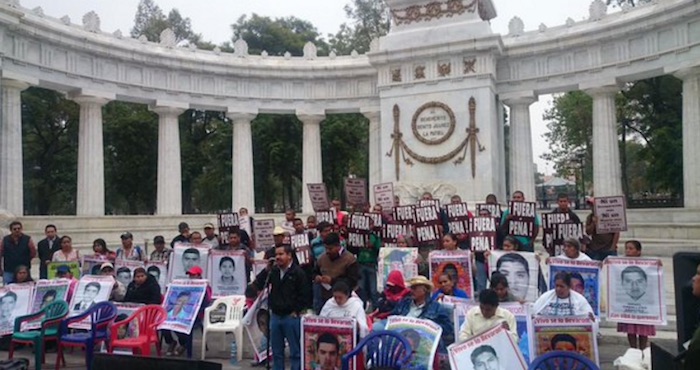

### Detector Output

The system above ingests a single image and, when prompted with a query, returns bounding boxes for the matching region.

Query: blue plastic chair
[341,330,412,370]
[528,350,600,370]
[55,301,117,370]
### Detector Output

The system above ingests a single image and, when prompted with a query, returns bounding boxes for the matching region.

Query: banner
[0,283,34,336]
[605,257,666,325]
[243,290,273,363]
[347,213,372,248]
[208,250,247,297]
[429,250,473,299]
[386,316,442,370]
[476,203,502,219]
[48,261,80,279]
[145,261,168,294]
[448,325,527,370]
[307,183,330,212]
[82,256,107,276]
[469,216,497,251]
[373,182,395,211]
[532,316,599,365]
[445,202,470,235]
[594,196,628,233]
[301,316,357,370]
[507,201,537,238]
[114,260,145,287]
[169,244,210,280]
[415,204,442,244]
[218,212,240,245]
[159,279,208,335]
[24,279,70,330]
[377,248,418,288]
[547,258,601,317]
[68,275,115,329]
[488,251,539,303]
[253,219,275,252]
[344,177,367,208]
[381,222,412,248]
[393,205,416,225]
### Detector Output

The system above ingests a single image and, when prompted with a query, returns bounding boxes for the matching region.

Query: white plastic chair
[201,295,246,361]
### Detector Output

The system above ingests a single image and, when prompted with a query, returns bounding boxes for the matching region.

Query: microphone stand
[263,260,274,370]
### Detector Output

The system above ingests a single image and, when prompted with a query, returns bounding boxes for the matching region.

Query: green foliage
[329,0,390,54]
[606,0,652,7]
[131,0,200,44]
[321,114,369,200]
[231,14,329,56]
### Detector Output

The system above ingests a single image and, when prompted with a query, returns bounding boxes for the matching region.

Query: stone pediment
[386,0,497,25]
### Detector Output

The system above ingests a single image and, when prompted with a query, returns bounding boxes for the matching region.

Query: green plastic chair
[8,300,69,370]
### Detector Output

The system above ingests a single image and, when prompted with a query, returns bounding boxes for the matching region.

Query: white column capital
[674,67,700,81]
[71,95,110,107]
[361,110,381,121]
[297,113,326,126]
[150,106,185,118]
[584,85,620,97]
[1,79,30,91]
[502,96,537,107]
[227,112,257,123]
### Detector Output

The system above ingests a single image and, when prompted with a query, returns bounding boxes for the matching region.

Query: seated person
[319,281,368,337]
[370,270,410,322]
[124,267,162,305]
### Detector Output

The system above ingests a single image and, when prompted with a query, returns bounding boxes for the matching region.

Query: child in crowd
[617,240,656,349]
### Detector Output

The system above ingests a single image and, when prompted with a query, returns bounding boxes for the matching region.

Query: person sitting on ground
[432,272,469,301]
[370,270,410,322]
[459,289,518,343]
[124,267,162,305]
[555,238,592,261]
[55,265,79,302]
[489,272,519,303]
[92,238,116,261]
[533,271,594,320]
[99,262,126,302]
[319,281,368,337]
[12,265,33,284]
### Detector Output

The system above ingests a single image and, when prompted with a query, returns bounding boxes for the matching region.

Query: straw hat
[408,276,434,290]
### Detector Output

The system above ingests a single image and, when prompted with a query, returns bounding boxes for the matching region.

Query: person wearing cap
[555,238,592,262]
[55,265,79,302]
[100,262,126,302]
[116,232,144,261]
[149,235,171,263]
[202,223,219,248]
[313,233,360,314]
[585,198,620,261]
[170,222,191,248]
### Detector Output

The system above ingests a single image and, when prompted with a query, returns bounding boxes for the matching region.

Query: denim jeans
[3,272,13,285]
[473,260,487,294]
[359,264,378,309]
[271,313,301,370]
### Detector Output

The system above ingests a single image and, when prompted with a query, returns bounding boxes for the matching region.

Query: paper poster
[252,260,268,279]
[218,212,240,246]
[393,205,416,225]
[290,233,312,266]
[347,213,372,248]
[542,212,571,255]
[239,215,252,236]
[605,257,666,325]
[344,177,367,208]
[301,316,357,370]
[507,201,537,238]
[414,204,442,244]
[547,258,602,317]
[145,261,168,294]
[488,251,539,303]
[469,216,497,251]
[48,261,81,279]
[429,250,474,299]
[381,222,412,248]
[253,219,275,252]
[448,325,527,370]
[445,202,470,235]
[419,199,441,210]
[243,290,273,363]
[208,250,247,297]
[552,222,586,257]
[377,248,419,288]
[532,316,599,365]
[0,283,34,336]
[24,279,70,330]
[443,296,472,338]
[368,212,383,232]
[82,256,108,276]
[169,244,210,280]
[114,260,145,287]
[594,196,628,233]
[159,279,208,335]
[386,316,442,370]
[68,275,115,329]
[373,182,395,211]
[307,183,330,212]
[315,209,338,225]
[476,203,502,219]
[113,302,145,344]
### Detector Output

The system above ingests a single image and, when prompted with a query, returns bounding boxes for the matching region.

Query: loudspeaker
[651,341,681,370]
[673,252,700,352]
[92,353,222,370]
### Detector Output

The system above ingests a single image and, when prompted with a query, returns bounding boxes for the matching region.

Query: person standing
[201,223,219,248]
[347,219,381,311]
[0,221,37,284]
[585,198,620,261]
[313,233,360,313]
[149,236,171,263]
[500,191,541,252]
[170,222,190,248]
[550,193,581,223]
[38,224,60,279]
[253,245,310,370]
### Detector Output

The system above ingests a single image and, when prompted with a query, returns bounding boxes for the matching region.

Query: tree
[231,14,329,56]
[131,0,201,44]
[321,114,369,200]
[606,0,653,7]
[329,0,390,54]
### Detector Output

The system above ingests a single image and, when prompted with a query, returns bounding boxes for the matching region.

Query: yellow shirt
[459,306,518,343]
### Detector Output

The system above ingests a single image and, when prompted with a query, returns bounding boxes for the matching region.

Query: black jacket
[124,275,162,305]
[37,237,61,279]
[254,262,310,316]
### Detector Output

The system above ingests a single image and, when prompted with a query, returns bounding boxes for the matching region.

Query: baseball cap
[100,262,114,271]
[153,235,165,244]
[56,265,71,274]
[120,232,133,240]
[186,266,203,276]
[204,222,215,229]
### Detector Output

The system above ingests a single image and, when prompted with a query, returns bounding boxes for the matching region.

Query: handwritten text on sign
[595,196,627,233]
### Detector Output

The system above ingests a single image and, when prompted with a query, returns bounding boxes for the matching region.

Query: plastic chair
[529,350,600,370]
[8,300,70,370]
[55,301,117,370]
[341,330,412,370]
[201,295,246,361]
[107,305,166,356]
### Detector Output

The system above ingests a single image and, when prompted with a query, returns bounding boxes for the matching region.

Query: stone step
[599,327,677,345]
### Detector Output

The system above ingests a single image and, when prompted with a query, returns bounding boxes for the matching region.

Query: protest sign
[344,177,367,208]
[368,212,383,232]
[347,213,372,248]
[532,316,599,365]
[0,283,34,336]
[301,316,357,370]
[169,244,210,280]
[114,259,145,287]
[386,316,442,370]
[415,204,442,244]
[68,275,115,329]
[48,261,80,279]
[547,258,602,317]
[448,324,527,370]
[24,279,70,330]
[243,290,273,363]
[552,221,586,257]
[239,215,252,236]
[476,203,502,219]
[443,296,473,337]
[542,212,571,255]
[373,182,395,211]
[469,216,497,252]
[605,257,666,325]
[113,302,145,347]
[429,250,473,299]
[208,250,247,297]
[445,202,470,235]
[159,279,208,335]
[145,261,168,294]
[488,251,539,303]
[392,205,416,225]
[217,212,240,245]
[290,233,313,266]
[377,248,418,288]
[253,219,275,251]
[82,256,108,276]
[507,202,537,238]
[594,196,628,233]
[252,259,268,279]
[381,222,412,248]
[315,209,338,225]
[307,183,330,212]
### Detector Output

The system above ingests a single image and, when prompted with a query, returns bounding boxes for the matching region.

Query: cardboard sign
[532,317,599,365]
[393,205,416,225]
[605,257,666,325]
[542,212,571,255]
[381,222,412,248]
[445,202,470,235]
[385,316,442,370]
[159,279,208,335]
[253,219,275,251]
[218,213,240,243]
[307,183,330,212]
[469,216,497,251]
[415,204,442,244]
[552,221,585,256]
[448,325,527,370]
[476,203,502,219]
[347,213,372,248]
[594,196,627,233]
[315,209,338,225]
[344,177,367,208]
[301,316,357,370]
[547,258,602,317]
[429,250,474,298]
[373,182,395,211]
[508,201,537,238]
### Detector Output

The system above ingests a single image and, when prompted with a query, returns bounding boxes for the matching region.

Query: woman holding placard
[533,271,595,320]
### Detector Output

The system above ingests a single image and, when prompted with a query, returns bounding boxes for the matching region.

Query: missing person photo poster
[488,251,539,303]
[68,275,115,329]
[547,259,601,317]
[169,244,210,280]
[301,316,357,370]
[82,256,107,276]
[208,250,247,297]
[114,259,145,287]
[429,250,474,299]
[442,295,473,337]
[243,290,274,363]
[377,244,418,287]
[0,283,34,336]
[145,261,168,294]
[385,316,442,370]
[159,279,207,335]
[507,201,537,238]
[605,257,666,325]
[113,302,145,344]
[532,316,599,365]
[448,324,527,370]
[23,279,70,330]
[48,261,81,279]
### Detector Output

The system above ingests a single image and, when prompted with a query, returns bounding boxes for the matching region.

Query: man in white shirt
[459,289,518,343]
[202,223,219,248]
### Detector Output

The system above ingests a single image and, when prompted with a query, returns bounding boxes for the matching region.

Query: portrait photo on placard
[145,262,168,294]
[606,258,664,323]
[32,281,69,312]
[69,276,113,316]
[0,285,33,335]
[164,286,204,324]
[488,251,539,302]
[448,325,527,370]
[548,261,601,316]
[170,245,209,280]
[209,252,247,297]
[243,291,273,363]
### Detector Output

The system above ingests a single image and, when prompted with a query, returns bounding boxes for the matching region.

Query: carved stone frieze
[391,68,402,82]
[463,58,477,74]
[415,65,426,80]
[438,62,451,77]
[390,0,478,26]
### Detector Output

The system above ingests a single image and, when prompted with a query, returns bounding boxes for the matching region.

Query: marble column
[676,69,700,208]
[151,106,185,215]
[587,86,623,197]
[363,110,381,204]
[228,112,257,212]
[0,80,29,216]
[505,97,537,201]
[74,96,109,216]
[299,113,325,214]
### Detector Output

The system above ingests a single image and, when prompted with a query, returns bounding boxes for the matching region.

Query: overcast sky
[21,0,603,175]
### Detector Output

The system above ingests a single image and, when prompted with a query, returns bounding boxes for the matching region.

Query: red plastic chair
[107,305,166,356]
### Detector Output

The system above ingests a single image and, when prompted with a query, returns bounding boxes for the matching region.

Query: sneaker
[175,344,186,356]
[165,343,176,356]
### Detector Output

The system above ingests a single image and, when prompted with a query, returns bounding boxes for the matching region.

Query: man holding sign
[500,191,540,252]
